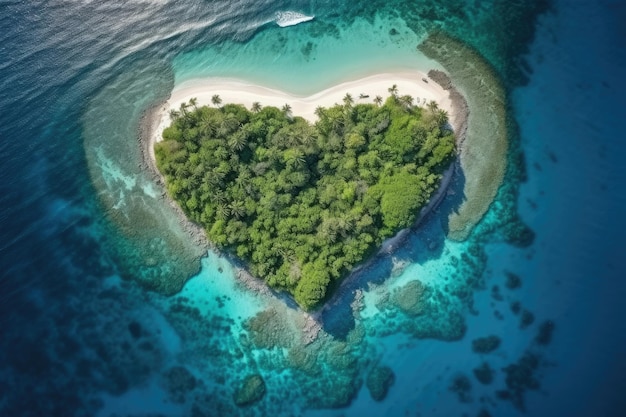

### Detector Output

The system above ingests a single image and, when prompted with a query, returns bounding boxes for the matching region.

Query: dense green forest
[155,90,455,310]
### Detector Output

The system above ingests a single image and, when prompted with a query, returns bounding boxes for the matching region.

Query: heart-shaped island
[154,79,456,310]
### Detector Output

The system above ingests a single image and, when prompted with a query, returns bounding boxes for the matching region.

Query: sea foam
[274,11,314,27]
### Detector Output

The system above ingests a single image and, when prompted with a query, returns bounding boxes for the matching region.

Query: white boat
[275,11,315,27]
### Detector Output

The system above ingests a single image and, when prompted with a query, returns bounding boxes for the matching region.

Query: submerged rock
[366,365,395,401]
[163,366,197,404]
[471,335,501,354]
[505,271,522,289]
[497,352,542,411]
[510,301,522,315]
[472,362,494,385]
[520,309,535,329]
[127,321,142,339]
[535,320,555,346]
[449,374,472,403]
[234,374,266,406]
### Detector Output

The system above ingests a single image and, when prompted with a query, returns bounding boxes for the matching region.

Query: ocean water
[1,1,624,416]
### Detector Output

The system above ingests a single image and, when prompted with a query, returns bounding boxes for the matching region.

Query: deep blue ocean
[1,1,625,416]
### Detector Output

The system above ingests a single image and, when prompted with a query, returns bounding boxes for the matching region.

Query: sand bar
[149,71,455,156]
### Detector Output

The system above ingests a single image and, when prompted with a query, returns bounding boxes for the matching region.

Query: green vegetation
[155,92,455,310]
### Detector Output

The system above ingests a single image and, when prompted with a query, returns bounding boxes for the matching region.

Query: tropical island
[154,88,456,310]
[85,33,504,305]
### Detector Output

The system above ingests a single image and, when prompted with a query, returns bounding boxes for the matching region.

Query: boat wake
[274,11,314,27]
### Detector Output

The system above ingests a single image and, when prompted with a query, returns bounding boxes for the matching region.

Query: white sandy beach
[149,71,455,158]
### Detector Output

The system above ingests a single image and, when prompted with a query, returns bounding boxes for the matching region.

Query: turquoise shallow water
[1,0,625,416]
[172,13,441,94]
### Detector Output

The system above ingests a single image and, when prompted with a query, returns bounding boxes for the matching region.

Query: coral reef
[472,362,494,385]
[244,308,299,349]
[496,353,542,411]
[233,374,266,406]
[241,305,364,409]
[390,279,428,316]
[505,271,522,289]
[373,288,466,341]
[83,75,209,296]
[535,320,555,346]
[449,374,473,403]
[163,366,198,403]
[476,410,493,417]
[419,32,509,241]
[243,307,321,349]
[286,344,320,376]
[520,309,535,329]
[472,335,501,354]
[366,365,395,401]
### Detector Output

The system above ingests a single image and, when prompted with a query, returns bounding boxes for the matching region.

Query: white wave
[274,11,314,27]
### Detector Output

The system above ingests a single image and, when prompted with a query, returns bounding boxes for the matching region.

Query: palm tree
[314,106,326,120]
[373,95,383,106]
[234,169,252,189]
[222,114,240,133]
[228,131,247,152]
[188,97,198,110]
[281,103,292,119]
[229,153,240,168]
[343,93,354,108]
[211,94,222,108]
[426,100,439,113]
[169,109,181,120]
[298,129,316,147]
[435,109,449,126]
[215,203,231,220]
[229,200,246,219]
[213,146,229,161]
[399,94,414,109]
[330,114,345,135]
[387,84,398,97]
[211,189,227,204]
[179,102,189,117]
[318,217,338,244]
[199,114,217,137]
[252,161,270,176]
[251,102,262,113]
[207,171,226,188]
[285,149,306,170]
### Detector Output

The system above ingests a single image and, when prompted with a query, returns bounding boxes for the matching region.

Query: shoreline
[151,71,455,146]
[138,100,210,250]
[138,69,469,323]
